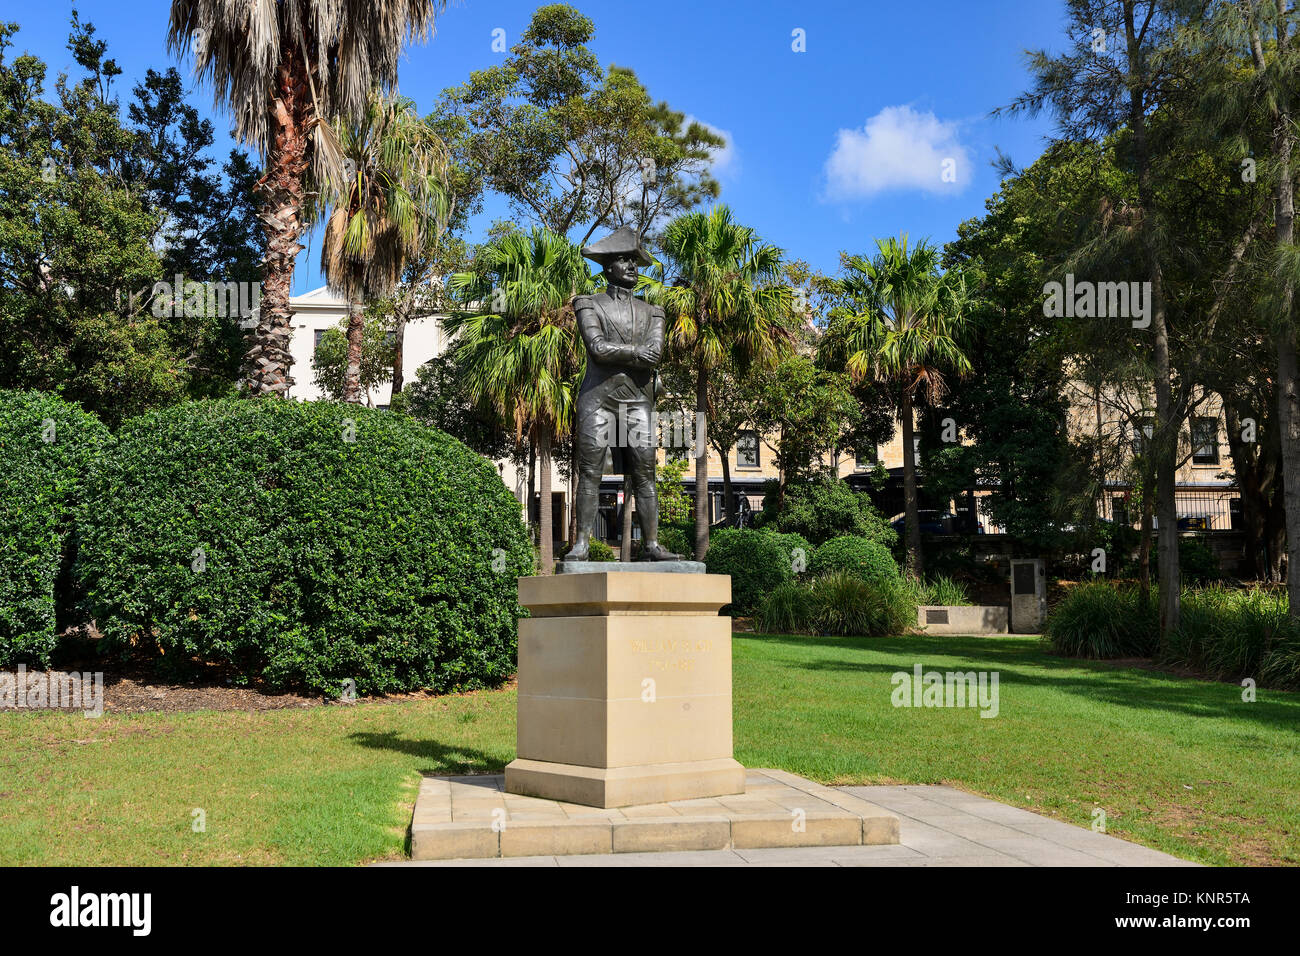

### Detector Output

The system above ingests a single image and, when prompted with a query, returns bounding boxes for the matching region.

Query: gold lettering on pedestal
[628,638,713,674]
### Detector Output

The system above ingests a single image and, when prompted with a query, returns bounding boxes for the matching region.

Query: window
[1111,496,1129,527]
[1130,417,1154,457]
[313,328,327,352]
[855,444,877,471]
[1192,416,1219,465]
[736,431,760,469]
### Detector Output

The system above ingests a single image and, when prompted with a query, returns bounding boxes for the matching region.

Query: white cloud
[824,106,971,200]
[685,115,738,180]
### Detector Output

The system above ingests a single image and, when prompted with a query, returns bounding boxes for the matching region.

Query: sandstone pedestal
[504,570,746,808]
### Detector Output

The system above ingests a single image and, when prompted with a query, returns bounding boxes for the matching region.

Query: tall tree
[315,91,449,402]
[821,236,971,578]
[432,4,723,245]
[644,205,794,558]
[167,0,447,397]
[443,230,592,573]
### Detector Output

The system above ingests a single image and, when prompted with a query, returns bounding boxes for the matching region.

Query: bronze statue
[566,226,680,562]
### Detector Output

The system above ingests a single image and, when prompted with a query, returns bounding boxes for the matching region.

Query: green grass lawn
[1,633,1296,866]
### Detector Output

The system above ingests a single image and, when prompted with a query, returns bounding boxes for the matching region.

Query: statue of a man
[566,226,680,562]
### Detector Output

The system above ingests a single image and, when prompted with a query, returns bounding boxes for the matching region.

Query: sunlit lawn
[2,634,1296,865]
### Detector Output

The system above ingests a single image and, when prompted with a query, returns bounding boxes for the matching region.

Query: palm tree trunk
[391,314,406,395]
[620,475,634,562]
[342,299,364,403]
[247,45,311,397]
[538,431,554,575]
[694,365,711,559]
[901,384,923,579]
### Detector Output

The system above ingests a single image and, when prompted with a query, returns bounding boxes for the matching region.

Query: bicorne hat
[581,225,653,267]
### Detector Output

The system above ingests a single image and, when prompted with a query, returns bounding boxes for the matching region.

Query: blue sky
[11,0,1067,293]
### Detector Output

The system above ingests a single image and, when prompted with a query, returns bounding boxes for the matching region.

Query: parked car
[891,510,957,535]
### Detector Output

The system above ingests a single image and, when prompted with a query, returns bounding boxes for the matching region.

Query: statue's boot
[640,541,681,562]
[566,536,591,561]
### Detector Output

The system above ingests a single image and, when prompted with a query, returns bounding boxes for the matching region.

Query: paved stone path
[386,784,1198,867]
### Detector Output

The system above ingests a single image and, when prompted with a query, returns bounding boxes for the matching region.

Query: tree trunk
[901,384,923,579]
[538,431,554,575]
[1279,333,1300,611]
[1138,480,1153,603]
[391,313,406,395]
[247,45,312,397]
[342,300,364,403]
[1125,3,1178,639]
[620,475,634,562]
[719,448,733,526]
[527,439,536,529]
[694,365,710,559]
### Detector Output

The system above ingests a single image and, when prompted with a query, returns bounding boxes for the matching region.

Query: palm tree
[822,235,971,578]
[643,206,794,559]
[315,90,449,402]
[443,230,593,574]
[167,0,446,397]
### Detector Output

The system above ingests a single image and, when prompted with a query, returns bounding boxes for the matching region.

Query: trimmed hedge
[73,399,533,695]
[809,535,901,585]
[0,390,109,666]
[704,528,795,614]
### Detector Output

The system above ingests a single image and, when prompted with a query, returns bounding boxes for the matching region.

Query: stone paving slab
[385,782,1199,867]
[407,768,899,861]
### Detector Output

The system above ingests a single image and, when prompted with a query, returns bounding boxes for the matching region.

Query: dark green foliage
[704,528,794,614]
[1151,537,1221,584]
[0,390,109,665]
[73,400,533,695]
[809,536,901,584]
[1166,586,1300,688]
[759,480,895,547]
[1044,582,1159,658]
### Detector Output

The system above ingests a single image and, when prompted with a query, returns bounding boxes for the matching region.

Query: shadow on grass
[347,730,506,776]
[737,632,1300,731]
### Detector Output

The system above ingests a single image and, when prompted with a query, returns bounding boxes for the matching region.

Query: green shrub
[658,520,695,561]
[0,390,109,666]
[74,399,533,695]
[1165,586,1299,686]
[810,571,916,637]
[809,536,901,584]
[560,538,616,562]
[755,581,817,635]
[759,480,896,547]
[1044,582,1158,658]
[704,528,793,614]
[760,529,813,575]
[921,574,971,607]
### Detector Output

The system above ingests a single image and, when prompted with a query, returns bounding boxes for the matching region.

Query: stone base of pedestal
[508,570,743,808]
[505,756,746,808]
[408,768,901,861]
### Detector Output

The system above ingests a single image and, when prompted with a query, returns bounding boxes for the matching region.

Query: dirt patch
[2,652,517,715]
